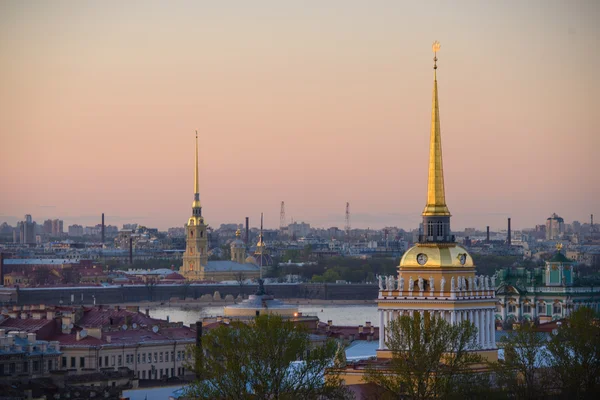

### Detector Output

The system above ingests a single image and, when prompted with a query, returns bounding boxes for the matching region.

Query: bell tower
[182,131,208,279]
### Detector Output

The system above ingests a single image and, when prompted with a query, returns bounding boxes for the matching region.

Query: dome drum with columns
[375,42,498,362]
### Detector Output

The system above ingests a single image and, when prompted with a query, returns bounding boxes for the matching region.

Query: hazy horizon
[1,1,598,232]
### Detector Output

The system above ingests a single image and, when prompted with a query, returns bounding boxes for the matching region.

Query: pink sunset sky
[1,1,598,232]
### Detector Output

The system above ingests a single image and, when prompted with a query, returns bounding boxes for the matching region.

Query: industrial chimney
[101,213,105,244]
[507,218,512,246]
[245,217,249,247]
[129,236,133,264]
[0,252,4,287]
[486,226,490,243]
[195,321,203,378]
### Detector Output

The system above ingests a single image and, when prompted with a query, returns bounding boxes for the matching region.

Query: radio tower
[280,201,286,232]
[345,202,351,241]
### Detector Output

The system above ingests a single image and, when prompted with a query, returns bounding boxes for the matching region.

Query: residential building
[0,305,197,381]
[68,224,84,237]
[0,329,62,381]
[546,213,565,240]
[18,215,36,245]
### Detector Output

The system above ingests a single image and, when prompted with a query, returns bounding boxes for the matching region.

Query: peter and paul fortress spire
[181,131,208,280]
[192,130,202,217]
[421,41,452,243]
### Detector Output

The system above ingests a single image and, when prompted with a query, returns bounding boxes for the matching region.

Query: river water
[149,304,379,327]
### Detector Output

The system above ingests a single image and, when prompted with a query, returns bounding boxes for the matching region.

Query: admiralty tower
[376,42,498,361]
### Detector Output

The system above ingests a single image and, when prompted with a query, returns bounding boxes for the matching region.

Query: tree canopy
[185,315,351,400]
[365,313,487,400]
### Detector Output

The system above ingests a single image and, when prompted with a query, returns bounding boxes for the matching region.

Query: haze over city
[1,1,598,231]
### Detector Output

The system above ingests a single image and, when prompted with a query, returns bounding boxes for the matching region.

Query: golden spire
[423,41,450,217]
[192,130,201,209]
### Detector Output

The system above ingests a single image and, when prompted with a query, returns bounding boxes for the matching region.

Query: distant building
[52,219,63,235]
[42,219,63,236]
[43,219,53,234]
[68,224,84,237]
[0,330,62,381]
[495,246,600,324]
[0,305,196,381]
[18,214,36,244]
[288,222,311,238]
[546,213,565,240]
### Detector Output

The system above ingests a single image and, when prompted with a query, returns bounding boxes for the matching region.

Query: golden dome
[400,243,474,269]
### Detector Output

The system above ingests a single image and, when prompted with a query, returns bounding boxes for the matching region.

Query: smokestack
[0,252,4,287]
[195,321,203,378]
[592,214,594,229]
[507,218,512,246]
[486,226,490,243]
[245,217,249,247]
[129,236,133,264]
[101,213,105,244]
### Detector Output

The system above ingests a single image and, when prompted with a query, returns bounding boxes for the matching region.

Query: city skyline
[1,1,598,232]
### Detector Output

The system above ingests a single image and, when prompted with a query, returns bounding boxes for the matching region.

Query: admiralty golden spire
[423,40,451,218]
[372,42,498,362]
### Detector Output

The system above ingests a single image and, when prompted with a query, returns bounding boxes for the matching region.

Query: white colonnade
[378,307,496,351]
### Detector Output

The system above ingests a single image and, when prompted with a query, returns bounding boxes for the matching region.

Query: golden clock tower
[181,131,208,280]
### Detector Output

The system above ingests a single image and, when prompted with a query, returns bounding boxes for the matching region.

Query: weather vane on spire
[432,41,440,70]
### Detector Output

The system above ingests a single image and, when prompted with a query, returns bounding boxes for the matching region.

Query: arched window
[537,302,545,315]
[553,303,562,315]
[200,230,204,238]
[190,230,194,238]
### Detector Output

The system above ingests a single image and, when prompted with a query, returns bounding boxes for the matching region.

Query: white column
[379,309,384,350]
[440,310,445,321]
[473,310,479,345]
[469,309,474,325]
[384,310,390,349]
[450,310,456,325]
[479,310,485,348]
[488,309,494,348]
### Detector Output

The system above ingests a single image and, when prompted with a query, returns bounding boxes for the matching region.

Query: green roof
[548,252,572,263]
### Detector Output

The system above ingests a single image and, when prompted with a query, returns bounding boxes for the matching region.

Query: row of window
[505,303,562,315]
[139,367,185,380]
[0,359,54,376]
[61,350,191,369]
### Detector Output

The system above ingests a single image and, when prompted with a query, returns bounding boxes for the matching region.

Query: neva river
[149,304,379,327]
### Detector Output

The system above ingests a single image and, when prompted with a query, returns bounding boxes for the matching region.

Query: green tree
[323,268,341,283]
[365,313,486,400]
[185,315,351,400]
[492,323,551,399]
[547,307,600,398]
